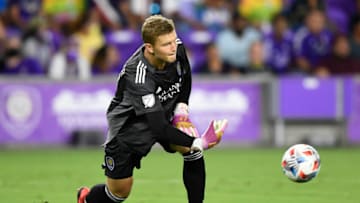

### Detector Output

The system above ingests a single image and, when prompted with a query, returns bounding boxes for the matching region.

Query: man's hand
[172,103,199,137]
[201,119,228,149]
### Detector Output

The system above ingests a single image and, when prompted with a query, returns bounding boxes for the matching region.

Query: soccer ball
[281,144,321,183]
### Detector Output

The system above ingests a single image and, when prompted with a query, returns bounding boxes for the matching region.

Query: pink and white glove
[200,119,228,149]
[172,103,200,137]
[191,119,228,151]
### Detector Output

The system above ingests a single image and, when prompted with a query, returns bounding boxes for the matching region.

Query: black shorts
[157,138,177,153]
[103,137,142,179]
[103,136,176,179]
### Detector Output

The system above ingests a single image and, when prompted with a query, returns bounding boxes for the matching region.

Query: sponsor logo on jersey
[157,83,181,102]
[142,94,155,108]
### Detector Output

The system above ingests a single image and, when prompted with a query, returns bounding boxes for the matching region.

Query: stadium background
[0,0,360,203]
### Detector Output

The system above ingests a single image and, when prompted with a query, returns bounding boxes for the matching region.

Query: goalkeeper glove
[201,119,228,149]
[191,119,228,151]
[172,103,199,137]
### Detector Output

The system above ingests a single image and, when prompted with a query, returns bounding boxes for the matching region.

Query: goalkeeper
[77,15,228,203]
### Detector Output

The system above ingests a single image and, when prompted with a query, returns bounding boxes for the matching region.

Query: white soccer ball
[281,144,321,183]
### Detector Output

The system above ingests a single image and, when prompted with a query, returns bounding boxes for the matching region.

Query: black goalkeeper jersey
[105,40,192,155]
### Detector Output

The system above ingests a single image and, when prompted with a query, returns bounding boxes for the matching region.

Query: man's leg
[171,145,205,203]
[168,119,228,203]
[183,151,205,203]
[78,137,139,203]
[79,177,132,203]
[179,119,228,202]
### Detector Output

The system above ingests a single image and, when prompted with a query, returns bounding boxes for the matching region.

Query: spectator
[162,0,206,33]
[315,34,360,76]
[44,14,65,52]
[293,10,332,74]
[247,41,270,73]
[72,8,104,64]
[0,34,43,75]
[348,0,360,33]
[349,19,360,59]
[2,0,42,32]
[104,0,142,31]
[239,0,283,29]
[92,44,122,75]
[198,43,228,74]
[156,0,231,33]
[12,0,42,21]
[48,37,90,80]
[193,0,231,33]
[0,16,7,57]
[128,0,151,19]
[215,12,261,74]
[286,0,325,30]
[263,13,294,74]
[21,18,56,70]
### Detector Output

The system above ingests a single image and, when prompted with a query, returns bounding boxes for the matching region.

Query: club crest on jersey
[105,156,115,171]
[142,94,155,108]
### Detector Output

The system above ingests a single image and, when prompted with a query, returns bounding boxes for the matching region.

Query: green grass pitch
[0,147,359,203]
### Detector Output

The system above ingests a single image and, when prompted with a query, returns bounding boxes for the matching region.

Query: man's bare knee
[106,177,133,198]
[170,144,191,154]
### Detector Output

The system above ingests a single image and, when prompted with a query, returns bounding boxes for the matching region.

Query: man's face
[274,17,288,35]
[306,12,325,34]
[151,31,178,63]
[333,36,349,57]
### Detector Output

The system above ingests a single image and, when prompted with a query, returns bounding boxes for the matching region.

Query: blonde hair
[141,15,175,45]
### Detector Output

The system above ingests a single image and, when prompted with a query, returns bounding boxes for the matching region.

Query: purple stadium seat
[326,7,349,34]
[105,30,143,67]
[179,30,216,73]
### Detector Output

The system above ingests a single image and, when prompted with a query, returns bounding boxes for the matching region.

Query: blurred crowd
[1,0,360,79]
